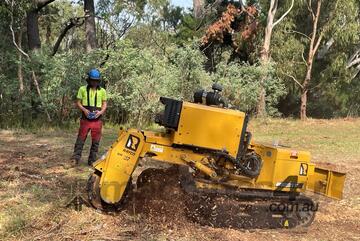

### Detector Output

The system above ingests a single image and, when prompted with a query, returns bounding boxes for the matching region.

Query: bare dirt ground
[0,119,360,241]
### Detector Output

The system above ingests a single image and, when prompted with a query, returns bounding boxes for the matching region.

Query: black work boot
[88,141,100,166]
[71,137,85,165]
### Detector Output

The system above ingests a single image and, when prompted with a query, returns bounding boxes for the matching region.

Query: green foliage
[100,41,210,125]
[213,55,285,115]
[1,0,360,128]
[174,13,204,45]
[267,0,360,118]
[310,0,360,117]
[17,38,285,127]
[33,50,101,120]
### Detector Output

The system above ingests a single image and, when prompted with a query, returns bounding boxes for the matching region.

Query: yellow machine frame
[87,87,347,229]
[92,122,345,204]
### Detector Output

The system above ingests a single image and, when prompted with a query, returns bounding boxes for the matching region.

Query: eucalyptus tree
[256,0,295,117]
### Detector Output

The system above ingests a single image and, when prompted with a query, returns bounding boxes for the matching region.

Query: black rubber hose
[194,90,228,108]
[240,152,262,178]
[215,151,262,178]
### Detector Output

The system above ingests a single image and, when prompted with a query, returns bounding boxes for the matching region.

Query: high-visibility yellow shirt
[76,86,107,108]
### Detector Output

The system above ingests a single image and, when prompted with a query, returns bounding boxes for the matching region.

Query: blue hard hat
[88,69,101,80]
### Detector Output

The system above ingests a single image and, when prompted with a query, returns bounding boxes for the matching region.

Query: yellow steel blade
[307,167,346,199]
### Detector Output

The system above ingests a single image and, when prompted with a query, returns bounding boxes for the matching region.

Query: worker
[71,69,107,166]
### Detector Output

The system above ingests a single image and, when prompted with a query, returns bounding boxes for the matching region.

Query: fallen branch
[19,171,43,180]
[31,71,52,121]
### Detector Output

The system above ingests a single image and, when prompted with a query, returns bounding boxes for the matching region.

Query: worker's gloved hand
[95,110,103,119]
[83,109,90,117]
[87,112,97,120]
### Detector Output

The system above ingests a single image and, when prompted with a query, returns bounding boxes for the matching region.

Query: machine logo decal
[299,163,308,176]
[275,182,303,188]
[125,135,140,151]
[150,144,164,153]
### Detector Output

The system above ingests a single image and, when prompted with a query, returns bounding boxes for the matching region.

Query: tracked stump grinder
[87,84,346,228]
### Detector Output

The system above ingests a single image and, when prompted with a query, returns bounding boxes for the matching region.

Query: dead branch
[273,0,294,27]
[35,0,56,12]
[347,46,360,69]
[52,17,85,56]
[31,71,52,121]
[283,30,311,41]
[302,49,308,66]
[281,71,304,89]
[6,0,30,59]
[307,0,315,20]
[19,171,43,180]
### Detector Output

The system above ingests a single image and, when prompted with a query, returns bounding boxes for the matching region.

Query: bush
[211,58,285,115]
[1,41,285,128]
[101,41,210,126]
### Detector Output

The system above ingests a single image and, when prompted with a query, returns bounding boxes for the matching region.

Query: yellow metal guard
[307,167,346,199]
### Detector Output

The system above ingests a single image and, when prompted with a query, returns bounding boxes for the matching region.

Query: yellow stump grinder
[87,84,346,228]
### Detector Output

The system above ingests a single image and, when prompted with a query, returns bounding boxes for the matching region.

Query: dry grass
[0,118,359,241]
[250,118,360,164]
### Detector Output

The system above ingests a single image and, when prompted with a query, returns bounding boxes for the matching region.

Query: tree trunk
[84,0,97,52]
[256,0,294,117]
[256,87,268,117]
[26,10,41,50]
[300,88,307,120]
[24,0,55,121]
[257,21,274,116]
[17,27,24,94]
[256,0,276,117]
[347,45,360,79]
[300,0,323,120]
[300,65,312,120]
[260,0,276,62]
[45,20,51,45]
[193,0,205,19]
[26,0,56,50]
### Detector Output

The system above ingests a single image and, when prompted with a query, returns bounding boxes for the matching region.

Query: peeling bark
[256,0,294,117]
[193,0,205,18]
